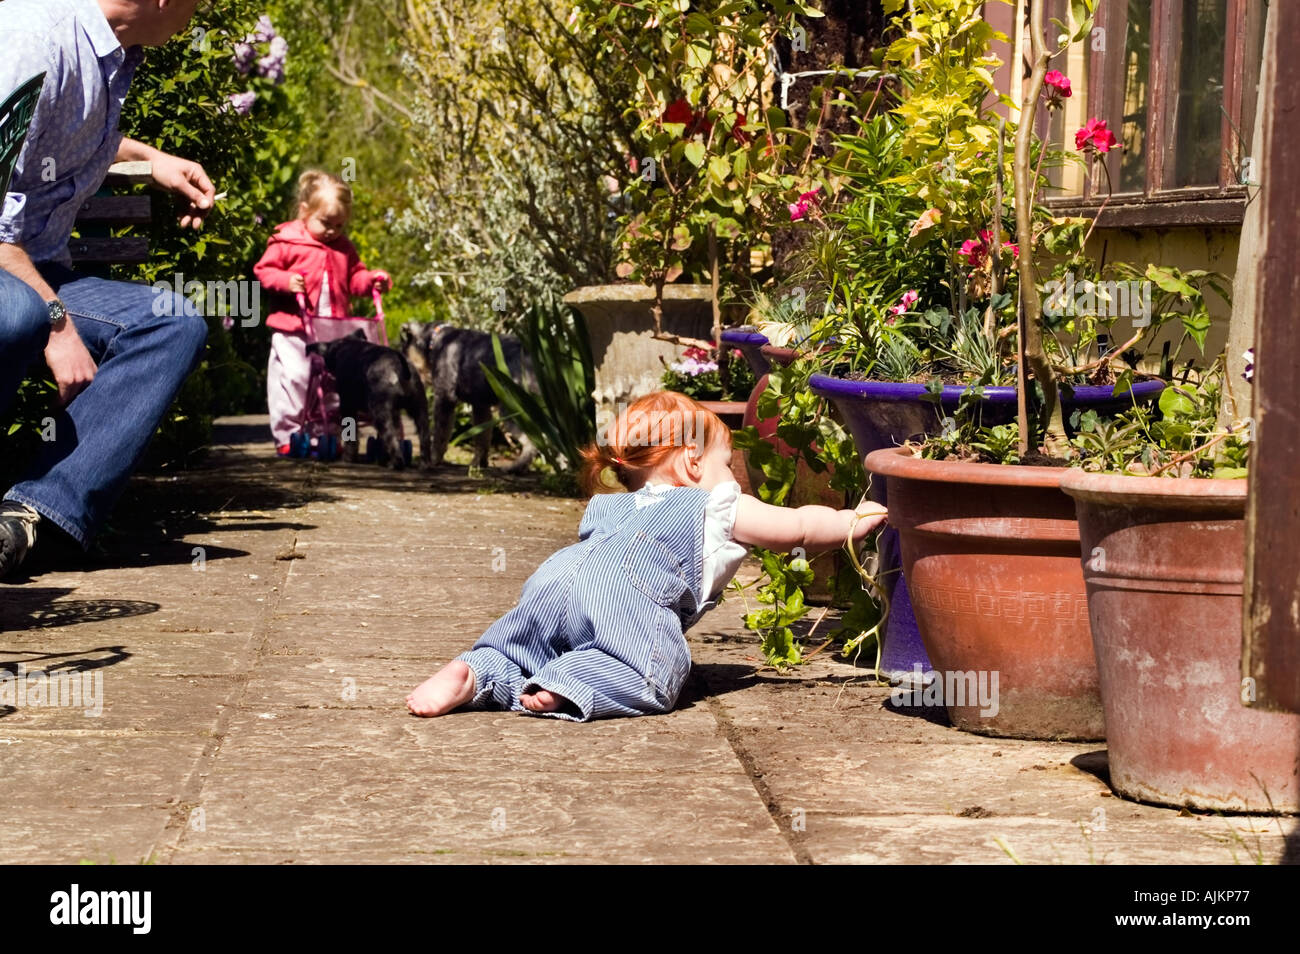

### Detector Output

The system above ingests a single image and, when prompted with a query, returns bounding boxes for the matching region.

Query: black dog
[306,330,432,470]
[399,322,538,472]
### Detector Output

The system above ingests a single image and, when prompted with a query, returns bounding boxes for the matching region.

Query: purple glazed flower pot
[720,328,773,378]
[809,373,1166,684]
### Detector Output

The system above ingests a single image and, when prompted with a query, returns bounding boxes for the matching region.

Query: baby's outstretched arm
[733,494,886,553]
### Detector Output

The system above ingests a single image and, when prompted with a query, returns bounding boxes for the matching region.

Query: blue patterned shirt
[0,0,143,265]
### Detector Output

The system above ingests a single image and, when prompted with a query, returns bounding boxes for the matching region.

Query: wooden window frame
[1043,0,1262,229]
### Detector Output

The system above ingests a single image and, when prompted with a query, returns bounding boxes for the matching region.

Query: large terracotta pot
[1061,471,1300,813]
[812,374,1165,684]
[865,447,1104,740]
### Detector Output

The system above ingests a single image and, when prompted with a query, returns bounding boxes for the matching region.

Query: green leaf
[1158,386,1197,419]
[683,141,706,167]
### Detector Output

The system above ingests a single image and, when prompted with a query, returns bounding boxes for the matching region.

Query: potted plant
[1056,358,1298,812]
[843,0,1221,738]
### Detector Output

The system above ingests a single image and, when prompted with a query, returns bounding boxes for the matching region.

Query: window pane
[1119,0,1151,193]
[1173,0,1228,187]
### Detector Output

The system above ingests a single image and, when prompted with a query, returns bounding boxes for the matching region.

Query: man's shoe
[0,502,40,579]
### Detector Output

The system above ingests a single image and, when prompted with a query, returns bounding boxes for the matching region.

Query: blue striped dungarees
[458,484,714,721]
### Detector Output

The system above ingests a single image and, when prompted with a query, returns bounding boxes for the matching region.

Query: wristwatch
[46,298,67,327]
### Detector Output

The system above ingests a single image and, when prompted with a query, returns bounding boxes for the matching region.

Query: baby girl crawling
[407,390,885,721]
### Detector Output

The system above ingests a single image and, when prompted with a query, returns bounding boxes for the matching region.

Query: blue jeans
[0,265,207,547]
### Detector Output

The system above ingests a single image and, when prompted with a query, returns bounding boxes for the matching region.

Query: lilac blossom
[233,41,256,75]
[251,16,277,43]
[257,35,288,85]
[227,91,257,115]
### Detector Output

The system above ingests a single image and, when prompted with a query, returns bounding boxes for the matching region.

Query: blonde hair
[579,391,731,496]
[297,170,352,221]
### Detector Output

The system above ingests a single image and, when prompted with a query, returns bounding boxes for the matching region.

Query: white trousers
[267,320,380,445]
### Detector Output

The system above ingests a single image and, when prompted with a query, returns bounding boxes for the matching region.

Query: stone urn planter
[564,284,715,433]
[814,375,1165,685]
[1060,471,1300,813]
[865,446,1104,740]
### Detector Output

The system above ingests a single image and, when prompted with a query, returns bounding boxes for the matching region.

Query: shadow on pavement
[0,588,160,632]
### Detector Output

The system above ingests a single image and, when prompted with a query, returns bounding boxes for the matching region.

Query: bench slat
[67,237,150,264]
[74,195,151,225]
[102,160,153,186]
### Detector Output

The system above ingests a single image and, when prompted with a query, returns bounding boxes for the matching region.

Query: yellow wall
[1086,226,1239,365]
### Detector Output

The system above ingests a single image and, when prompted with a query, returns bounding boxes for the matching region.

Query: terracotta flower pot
[740,345,842,510]
[1061,471,1300,813]
[865,446,1104,740]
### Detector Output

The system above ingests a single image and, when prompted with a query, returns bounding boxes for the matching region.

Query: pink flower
[959,232,1017,269]
[1075,117,1119,154]
[788,187,821,222]
[1044,70,1072,108]
[888,289,919,316]
[958,237,987,269]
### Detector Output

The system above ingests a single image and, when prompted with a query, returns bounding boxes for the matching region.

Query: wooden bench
[67,160,152,268]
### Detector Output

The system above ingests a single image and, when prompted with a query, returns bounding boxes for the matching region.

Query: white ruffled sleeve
[701,480,749,602]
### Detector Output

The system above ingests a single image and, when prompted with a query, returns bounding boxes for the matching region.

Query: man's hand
[149,151,216,230]
[45,321,97,406]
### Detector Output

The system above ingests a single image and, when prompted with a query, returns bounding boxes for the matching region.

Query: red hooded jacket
[253,219,379,334]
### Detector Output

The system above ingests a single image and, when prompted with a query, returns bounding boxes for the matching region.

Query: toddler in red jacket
[253,170,391,454]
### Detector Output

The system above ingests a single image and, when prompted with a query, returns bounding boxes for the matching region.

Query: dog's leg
[410,383,434,471]
[373,397,405,470]
[471,402,493,469]
[431,395,456,467]
[339,400,361,462]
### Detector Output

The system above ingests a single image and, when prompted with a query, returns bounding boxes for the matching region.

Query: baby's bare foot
[406,660,475,717]
[520,688,565,713]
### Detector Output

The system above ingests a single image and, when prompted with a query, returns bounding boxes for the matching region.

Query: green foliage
[482,297,596,479]
[390,1,637,329]
[880,0,1015,239]
[588,0,837,302]
[732,355,883,666]
[273,1,442,331]
[1070,364,1251,479]
[742,549,815,667]
[659,350,756,401]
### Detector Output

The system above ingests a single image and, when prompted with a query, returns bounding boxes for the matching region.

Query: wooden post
[708,220,720,350]
[1243,0,1300,713]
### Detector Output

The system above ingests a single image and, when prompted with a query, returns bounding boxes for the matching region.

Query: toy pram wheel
[321,435,340,461]
[366,436,379,463]
[289,432,309,458]
[401,440,413,466]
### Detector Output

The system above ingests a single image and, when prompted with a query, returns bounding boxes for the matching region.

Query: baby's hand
[288,274,307,294]
[851,506,888,539]
[371,270,392,292]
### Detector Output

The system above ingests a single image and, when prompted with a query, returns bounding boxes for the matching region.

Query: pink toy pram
[285,271,410,464]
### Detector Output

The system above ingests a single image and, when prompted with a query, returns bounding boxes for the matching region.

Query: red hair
[580,391,730,496]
